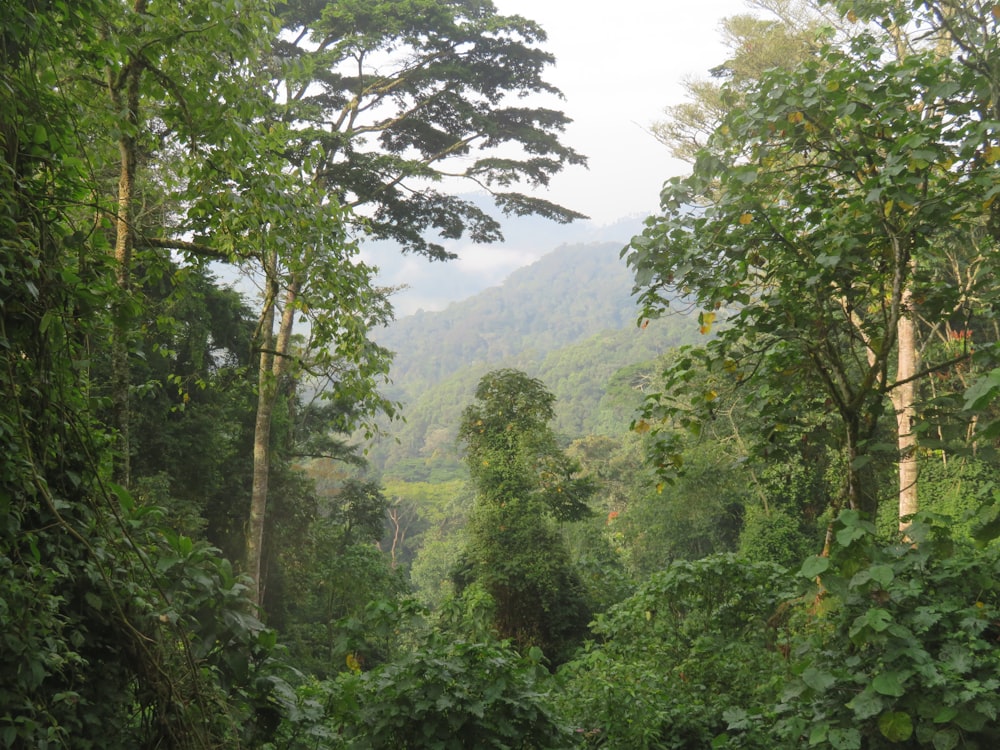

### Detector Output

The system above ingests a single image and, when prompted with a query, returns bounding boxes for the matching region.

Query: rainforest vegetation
[4,0,1000,748]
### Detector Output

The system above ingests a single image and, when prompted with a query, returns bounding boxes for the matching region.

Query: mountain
[367,241,697,476]
[362,200,648,316]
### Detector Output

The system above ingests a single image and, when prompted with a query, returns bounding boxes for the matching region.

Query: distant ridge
[367,241,697,473]
[377,242,650,394]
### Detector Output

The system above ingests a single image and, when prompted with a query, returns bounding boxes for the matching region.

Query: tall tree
[188,147,396,606]
[650,0,990,532]
[653,2,825,162]
[213,0,590,608]
[626,25,997,530]
[87,0,274,485]
[2,3,294,744]
[457,369,592,663]
[272,0,588,259]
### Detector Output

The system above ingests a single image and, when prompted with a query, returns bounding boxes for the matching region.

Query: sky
[490,0,753,226]
[366,0,757,315]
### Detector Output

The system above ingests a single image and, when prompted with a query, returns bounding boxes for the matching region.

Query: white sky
[367,0,760,314]
[491,0,754,225]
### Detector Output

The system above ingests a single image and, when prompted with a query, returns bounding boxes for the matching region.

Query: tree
[272,0,588,259]
[1,4,295,744]
[82,0,274,485]
[653,2,825,162]
[626,21,998,533]
[181,0,589,608]
[456,369,592,663]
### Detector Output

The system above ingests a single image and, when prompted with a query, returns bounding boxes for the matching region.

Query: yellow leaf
[739,212,753,225]
[883,199,894,217]
[993,4,1000,19]
[705,390,718,402]
[656,482,665,495]
[985,145,1000,165]
[346,653,361,674]
[984,194,998,211]
[634,419,651,434]
[847,9,858,22]
[787,111,804,124]
[699,311,716,335]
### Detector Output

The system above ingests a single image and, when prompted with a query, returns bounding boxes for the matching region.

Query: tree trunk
[107,35,143,487]
[894,295,918,534]
[246,273,299,608]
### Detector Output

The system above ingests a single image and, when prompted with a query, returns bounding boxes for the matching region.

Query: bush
[558,554,794,749]
[331,636,574,749]
[773,511,1000,749]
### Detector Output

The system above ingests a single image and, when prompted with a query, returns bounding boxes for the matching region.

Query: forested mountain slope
[369,242,697,474]
[377,242,662,390]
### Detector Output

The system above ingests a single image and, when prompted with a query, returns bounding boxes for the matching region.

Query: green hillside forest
[367,241,698,475]
[7,1,1000,748]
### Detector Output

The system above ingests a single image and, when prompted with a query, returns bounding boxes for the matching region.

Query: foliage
[273,0,587,259]
[626,23,1000,516]
[620,443,748,574]
[332,635,574,749]
[455,370,594,663]
[875,456,1000,543]
[126,264,259,552]
[278,481,410,676]
[654,7,823,161]
[772,511,1000,749]
[460,370,593,521]
[558,554,794,749]
[738,454,834,567]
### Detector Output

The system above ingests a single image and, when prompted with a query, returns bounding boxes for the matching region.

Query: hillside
[368,242,697,475]
[377,242,675,394]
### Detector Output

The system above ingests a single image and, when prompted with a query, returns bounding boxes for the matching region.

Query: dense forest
[5,1,1000,748]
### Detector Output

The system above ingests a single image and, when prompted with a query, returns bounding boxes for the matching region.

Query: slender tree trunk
[894,294,918,534]
[106,18,144,486]
[246,273,300,608]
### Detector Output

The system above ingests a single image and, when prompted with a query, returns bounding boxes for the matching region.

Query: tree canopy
[625,6,1000,522]
[273,0,588,259]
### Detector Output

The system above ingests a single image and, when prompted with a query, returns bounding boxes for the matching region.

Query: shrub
[558,554,794,749]
[773,511,1000,749]
[332,636,574,749]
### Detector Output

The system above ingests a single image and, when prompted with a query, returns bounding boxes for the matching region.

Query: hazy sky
[491,0,755,225]
[367,0,758,315]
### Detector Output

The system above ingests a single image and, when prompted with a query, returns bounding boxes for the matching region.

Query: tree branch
[138,236,230,261]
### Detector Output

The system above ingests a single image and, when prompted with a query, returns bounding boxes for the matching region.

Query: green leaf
[800,555,830,578]
[933,706,958,724]
[932,728,960,750]
[964,369,1000,411]
[872,671,906,697]
[808,722,829,745]
[802,666,836,692]
[836,524,868,547]
[867,564,895,587]
[828,727,861,749]
[850,608,893,641]
[846,686,883,720]
[878,711,913,742]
